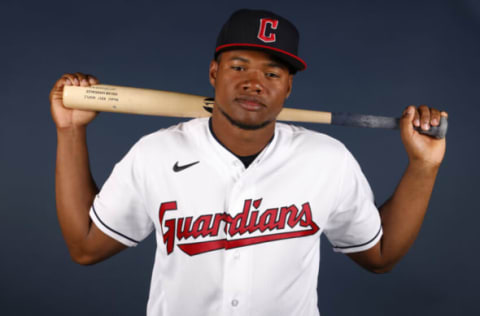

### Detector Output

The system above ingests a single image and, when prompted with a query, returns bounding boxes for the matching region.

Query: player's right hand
[50,73,99,129]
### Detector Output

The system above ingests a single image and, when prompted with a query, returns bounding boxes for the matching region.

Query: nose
[241,71,264,94]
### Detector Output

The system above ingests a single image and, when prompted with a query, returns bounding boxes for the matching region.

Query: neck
[210,109,275,157]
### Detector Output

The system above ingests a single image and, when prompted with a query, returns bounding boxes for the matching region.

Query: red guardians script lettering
[159,199,320,256]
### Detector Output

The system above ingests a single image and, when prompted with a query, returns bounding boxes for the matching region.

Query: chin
[221,107,273,130]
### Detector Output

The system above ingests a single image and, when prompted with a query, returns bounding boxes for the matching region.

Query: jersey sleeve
[89,139,154,247]
[323,148,382,253]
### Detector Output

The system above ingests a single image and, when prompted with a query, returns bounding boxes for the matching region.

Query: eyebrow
[228,56,250,63]
[228,56,287,70]
[265,61,286,69]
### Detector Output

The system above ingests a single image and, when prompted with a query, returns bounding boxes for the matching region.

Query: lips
[234,96,265,111]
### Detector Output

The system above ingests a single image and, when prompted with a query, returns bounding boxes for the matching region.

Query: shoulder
[136,118,207,148]
[128,118,208,160]
[275,122,348,157]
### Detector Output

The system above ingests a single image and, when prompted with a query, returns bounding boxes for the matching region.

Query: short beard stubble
[219,106,273,130]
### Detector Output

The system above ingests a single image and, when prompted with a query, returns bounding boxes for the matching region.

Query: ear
[285,74,293,99]
[209,60,219,88]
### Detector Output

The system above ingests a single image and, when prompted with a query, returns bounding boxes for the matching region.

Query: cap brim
[215,43,306,72]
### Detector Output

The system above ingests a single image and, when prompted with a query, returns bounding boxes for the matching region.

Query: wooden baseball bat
[63,84,448,138]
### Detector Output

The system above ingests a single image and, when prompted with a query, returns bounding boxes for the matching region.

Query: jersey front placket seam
[204,122,263,315]
[221,159,253,315]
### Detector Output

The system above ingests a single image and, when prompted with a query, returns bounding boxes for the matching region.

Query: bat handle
[331,112,448,139]
[415,116,448,139]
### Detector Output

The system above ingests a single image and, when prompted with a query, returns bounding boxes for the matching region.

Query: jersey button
[231,299,239,307]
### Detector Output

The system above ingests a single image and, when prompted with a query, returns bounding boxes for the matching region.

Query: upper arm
[346,240,394,274]
[324,148,383,255]
[73,221,128,265]
[73,139,153,265]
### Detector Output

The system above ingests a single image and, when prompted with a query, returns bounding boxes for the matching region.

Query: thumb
[400,105,416,133]
[50,77,69,103]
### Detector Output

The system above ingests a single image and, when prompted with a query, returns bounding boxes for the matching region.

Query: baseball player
[50,9,447,316]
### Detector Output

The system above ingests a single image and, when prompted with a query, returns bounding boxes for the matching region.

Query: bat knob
[416,116,448,139]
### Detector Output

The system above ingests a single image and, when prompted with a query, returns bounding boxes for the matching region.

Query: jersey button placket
[231,160,244,181]
[223,169,252,315]
[223,248,250,314]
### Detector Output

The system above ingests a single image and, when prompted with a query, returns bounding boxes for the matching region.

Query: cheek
[272,84,290,101]
[214,78,236,104]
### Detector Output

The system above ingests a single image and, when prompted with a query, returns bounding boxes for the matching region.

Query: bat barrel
[63,85,212,118]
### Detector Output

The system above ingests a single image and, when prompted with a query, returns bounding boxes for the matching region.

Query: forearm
[378,161,440,267]
[55,126,98,257]
[348,106,446,272]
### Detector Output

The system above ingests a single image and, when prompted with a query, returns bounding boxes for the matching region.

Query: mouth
[234,96,265,111]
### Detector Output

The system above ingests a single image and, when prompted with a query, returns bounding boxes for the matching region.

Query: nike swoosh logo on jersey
[173,161,200,172]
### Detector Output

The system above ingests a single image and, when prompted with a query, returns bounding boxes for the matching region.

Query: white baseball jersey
[89,118,382,316]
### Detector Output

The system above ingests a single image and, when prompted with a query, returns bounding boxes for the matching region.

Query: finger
[74,72,89,86]
[418,104,430,130]
[86,74,99,85]
[53,73,76,92]
[412,105,420,128]
[63,73,79,86]
[441,111,448,118]
[430,108,441,126]
[53,75,69,89]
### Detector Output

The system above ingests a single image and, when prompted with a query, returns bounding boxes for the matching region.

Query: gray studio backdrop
[1,0,478,315]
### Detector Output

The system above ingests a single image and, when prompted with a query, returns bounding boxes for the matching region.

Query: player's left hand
[399,105,447,168]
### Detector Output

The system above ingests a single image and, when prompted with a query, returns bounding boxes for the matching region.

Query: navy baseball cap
[215,9,307,72]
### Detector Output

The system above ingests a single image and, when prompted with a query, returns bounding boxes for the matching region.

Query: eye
[266,72,280,78]
[231,66,245,71]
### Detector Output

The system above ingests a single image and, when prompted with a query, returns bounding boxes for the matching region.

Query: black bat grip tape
[414,116,448,139]
[332,113,448,139]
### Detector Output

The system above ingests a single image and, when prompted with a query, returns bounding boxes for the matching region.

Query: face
[209,50,293,130]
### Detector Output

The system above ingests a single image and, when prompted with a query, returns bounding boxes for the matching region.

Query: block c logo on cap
[257,18,279,43]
